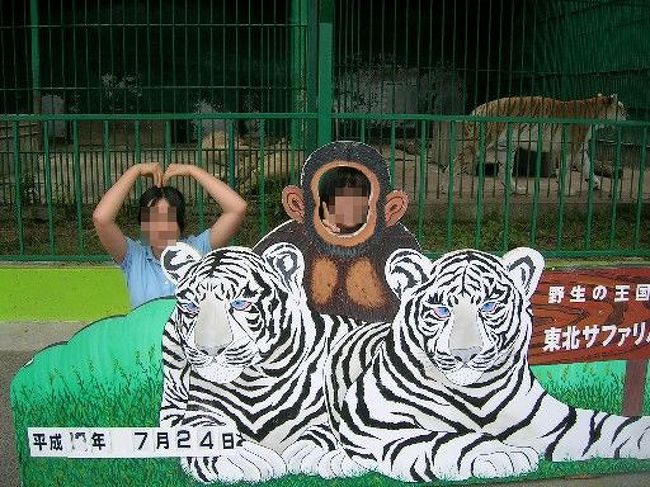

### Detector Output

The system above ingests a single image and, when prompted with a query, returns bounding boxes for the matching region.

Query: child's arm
[163,164,247,249]
[93,162,163,263]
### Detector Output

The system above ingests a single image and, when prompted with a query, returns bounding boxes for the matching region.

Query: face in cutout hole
[318,166,371,236]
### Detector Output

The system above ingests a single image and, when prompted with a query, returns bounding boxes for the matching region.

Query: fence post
[317,0,333,146]
[29,0,41,115]
[304,0,319,154]
[290,0,308,152]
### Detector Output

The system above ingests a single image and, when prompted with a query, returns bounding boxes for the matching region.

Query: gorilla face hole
[318,167,371,236]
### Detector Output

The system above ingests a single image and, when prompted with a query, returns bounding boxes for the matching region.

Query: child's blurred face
[329,187,369,232]
[141,198,181,250]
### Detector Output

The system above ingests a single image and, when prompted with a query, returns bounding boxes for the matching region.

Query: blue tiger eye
[432,305,451,319]
[183,302,199,314]
[481,301,498,314]
[231,299,252,311]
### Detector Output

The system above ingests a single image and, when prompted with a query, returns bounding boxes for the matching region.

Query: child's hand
[163,163,197,184]
[137,162,164,187]
[321,202,340,233]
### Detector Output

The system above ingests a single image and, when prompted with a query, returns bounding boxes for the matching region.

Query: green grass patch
[0,266,129,321]
[532,361,626,413]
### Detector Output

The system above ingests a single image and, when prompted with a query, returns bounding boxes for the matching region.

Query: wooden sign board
[530,268,650,365]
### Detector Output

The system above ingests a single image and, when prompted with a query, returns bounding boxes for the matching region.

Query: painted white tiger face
[162,242,306,384]
[385,247,544,386]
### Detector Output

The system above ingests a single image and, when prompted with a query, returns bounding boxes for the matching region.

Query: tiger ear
[503,247,545,300]
[385,248,434,299]
[161,242,202,285]
[262,242,305,296]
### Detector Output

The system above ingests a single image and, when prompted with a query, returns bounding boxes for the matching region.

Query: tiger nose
[451,346,481,365]
[195,295,233,354]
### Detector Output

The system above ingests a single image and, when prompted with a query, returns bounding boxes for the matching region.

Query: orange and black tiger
[449,94,626,193]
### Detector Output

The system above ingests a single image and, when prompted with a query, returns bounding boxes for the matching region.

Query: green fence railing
[1,112,648,261]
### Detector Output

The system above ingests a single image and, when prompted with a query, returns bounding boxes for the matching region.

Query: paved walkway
[1,321,649,487]
[1,321,86,487]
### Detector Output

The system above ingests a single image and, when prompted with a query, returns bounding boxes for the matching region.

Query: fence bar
[290,0,307,149]
[164,119,171,167]
[634,127,647,249]
[43,122,55,254]
[584,124,596,250]
[227,120,236,189]
[530,122,542,246]
[134,120,142,200]
[72,120,84,254]
[389,121,396,182]
[13,122,24,255]
[417,120,426,243]
[556,125,567,250]
[317,0,333,145]
[305,0,318,152]
[102,120,111,190]
[195,120,205,232]
[258,119,267,237]
[226,119,237,245]
[29,0,41,113]
[608,126,623,249]
[474,123,486,249]
[446,120,456,250]
[502,123,513,251]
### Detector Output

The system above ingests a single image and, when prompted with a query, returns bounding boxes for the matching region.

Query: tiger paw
[617,423,650,459]
[282,439,329,475]
[317,448,368,479]
[182,441,287,483]
[470,444,539,478]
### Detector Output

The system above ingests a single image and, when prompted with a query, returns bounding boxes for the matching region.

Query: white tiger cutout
[324,247,650,482]
[448,94,627,194]
[159,242,359,483]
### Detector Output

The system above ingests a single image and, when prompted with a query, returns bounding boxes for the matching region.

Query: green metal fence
[1,112,648,260]
[4,1,649,119]
[3,0,310,117]
[0,0,649,261]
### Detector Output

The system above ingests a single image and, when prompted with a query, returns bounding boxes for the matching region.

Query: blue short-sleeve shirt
[119,229,211,308]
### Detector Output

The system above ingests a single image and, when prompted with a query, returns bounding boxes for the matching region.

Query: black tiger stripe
[612,417,639,445]
[496,388,547,441]
[544,407,577,459]
[583,411,609,457]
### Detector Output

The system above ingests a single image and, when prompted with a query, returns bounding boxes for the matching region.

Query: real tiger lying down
[447,94,626,194]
